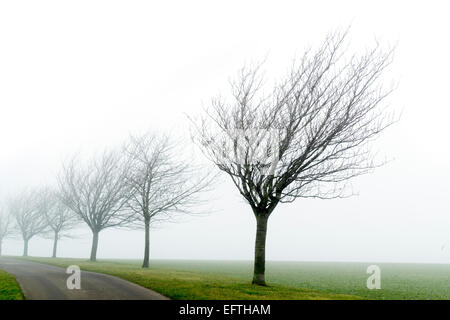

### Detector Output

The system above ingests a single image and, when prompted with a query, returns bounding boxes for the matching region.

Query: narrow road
[0,257,169,300]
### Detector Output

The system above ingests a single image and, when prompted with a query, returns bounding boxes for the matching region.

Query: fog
[1,0,449,263]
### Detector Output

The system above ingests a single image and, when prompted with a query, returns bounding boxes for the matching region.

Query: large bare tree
[0,206,13,256]
[123,133,213,268]
[192,30,395,285]
[40,189,79,258]
[58,150,133,261]
[9,190,49,256]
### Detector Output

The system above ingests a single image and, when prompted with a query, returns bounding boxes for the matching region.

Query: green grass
[19,257,360,300]
[0,269,24,300]
[19,257,450,300]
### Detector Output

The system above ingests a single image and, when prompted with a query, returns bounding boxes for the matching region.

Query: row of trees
[1,188,77,258]
[1,30,394,285]
[0,133,212,268]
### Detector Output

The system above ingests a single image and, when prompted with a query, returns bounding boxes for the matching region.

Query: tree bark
[142,219,150,268]
[90,230,99,262]
[52,232,59,258]
[252,214,269,286]
[23,238,29,257]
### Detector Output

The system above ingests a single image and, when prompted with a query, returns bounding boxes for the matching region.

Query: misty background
[0,0,449,263]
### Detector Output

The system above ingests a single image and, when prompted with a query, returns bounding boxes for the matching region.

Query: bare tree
[9,190,49,257]
[123,132,213,268]
[0,206,14,256]
[58,150,134,261]
[39,189,79,258]
[192,30,395,285]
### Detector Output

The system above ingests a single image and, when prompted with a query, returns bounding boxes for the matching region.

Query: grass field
[21,257,450,300]
[0,269,24,300]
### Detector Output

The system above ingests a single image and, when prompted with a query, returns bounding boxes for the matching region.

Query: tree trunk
[252,214,269,286]
[23,238,29,257]
[52,232,59,258]
[90,230,99,262]
[142,219,150,268]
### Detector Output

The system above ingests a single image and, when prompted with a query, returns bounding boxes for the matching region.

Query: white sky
[1,0,449,263]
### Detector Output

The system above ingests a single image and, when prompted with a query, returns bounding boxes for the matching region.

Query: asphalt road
[0,257,169,300]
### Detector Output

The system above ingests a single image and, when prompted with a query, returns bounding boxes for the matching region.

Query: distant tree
[9,190,49,256]
[0,206,14,256]
[58,150,133,261]
[123,132,213,268]
[39,189,79,258]
[192,30,395,285]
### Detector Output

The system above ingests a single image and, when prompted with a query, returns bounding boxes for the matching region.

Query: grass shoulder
[0,269,24,300]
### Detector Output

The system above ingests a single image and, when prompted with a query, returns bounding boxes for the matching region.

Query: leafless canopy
[124,133,213,226]
[41,189,79,238]
[0,207,12,239]
[123,132,214,267]
[58,149,134,260]
[58,150,133,232]
[191,29,395,285]
[37,188,79,257]
[0,205,13,255]
[8,189,49,256]
[193,30,395,216]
